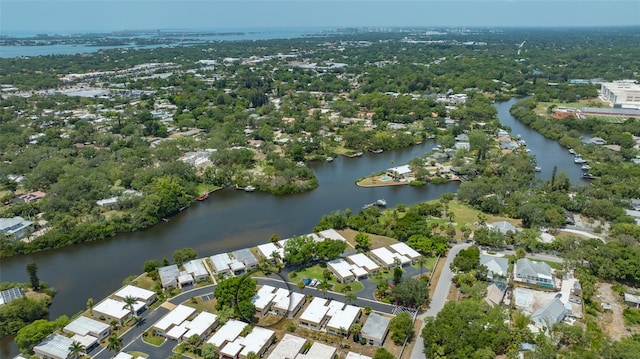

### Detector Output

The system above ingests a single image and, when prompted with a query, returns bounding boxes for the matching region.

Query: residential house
[233,248,259,270]
[206,319,248,348]
[114,285,157,307]
[515,258,555,288]
[253,285,277,316]
[389,242,421,262]
[370,247,410,269]
[624,292,640,308]
[480,254,509,281]
[153,304,196,337]
[327,259,356,283]
[266,333,306,359]
[296,342,336,359]
[93,298,144,324]
[183,259,210,282]
[0,216,34,240]
[33,334,73,359]
[63,315,111,340]
[158,264,180,289]
[210,253,234,276]
[272,290,306,318]
[361,312,391,346]
[325,304,361,337]
[0,287,24,306]
[489,221,520,235]
[386,165,412,181]
[484,283,506,307]
[346,353,373,359]
[346,253,380,274]
[531,298,566,330]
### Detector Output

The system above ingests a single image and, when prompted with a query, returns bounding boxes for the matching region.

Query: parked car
[310,279,319,287]
[303,278,312,286]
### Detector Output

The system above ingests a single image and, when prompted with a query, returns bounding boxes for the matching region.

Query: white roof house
[233,248,259,268]
[345,353,373,359]
[229,258,246,274]
[370,247,410,268]
[326,304,361,336]
[346,253,380,273]
[328,259,356,282]
[361,312,391,346]
[183,259,210,281]
[489,221,520,235]
[166,322,190,340]
[240,326,276,357]
[63,315,111,340]
[206,319,248,347]
[390,242,421,260]
[93,298,141,323]
[299,297,330,329]
[114,285,157,306]
[386,164,413,179]
[0,216,33,239]
[153,304,196,335]
[273,290,306,317]
[297,342,337,359]
[210,253,233,275]
[326,300,345,318]
[184,311,218,339]
[257,242,284,261]
[158,264,180,289]
[221,337,244,358]
[351,265,368,278]
[266,333,306,359]
[318,228,347,242]
[177,271,194,286]
[33,334,73,359]
[253,285,277,315]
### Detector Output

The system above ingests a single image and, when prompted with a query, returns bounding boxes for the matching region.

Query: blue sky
[2,1,639,34]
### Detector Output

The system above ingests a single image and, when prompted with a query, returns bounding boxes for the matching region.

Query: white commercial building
[600,81,640,108]
[114,285,157,307]
[153,304,196,336]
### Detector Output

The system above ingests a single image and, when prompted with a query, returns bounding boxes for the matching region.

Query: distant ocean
[0,27,333,58]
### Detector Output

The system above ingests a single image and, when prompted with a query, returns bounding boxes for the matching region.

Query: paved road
[410,243,471,359]
[560,228,605,241]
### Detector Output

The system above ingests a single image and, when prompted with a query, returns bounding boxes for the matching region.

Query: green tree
[122,295,137,320]
[391,277,429,308]
[86,298,94,315]
[390,312,414,345]
[173,247,197,265]
[68,341,85,359]
[107,335,123,353]
[15,319,58,354]
[201,343,219,359]
[373,347,395,359]
[26,262,40,290]
[354,232,372,251]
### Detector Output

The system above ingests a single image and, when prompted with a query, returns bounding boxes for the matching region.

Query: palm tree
[345,291,357,305]
[318,280,331,297]
[122,295,137,321]
[350,323,362,341]
[68,341,85,359]
[86,298,94,315]
[107,335,123,353]
[415,256,428,276]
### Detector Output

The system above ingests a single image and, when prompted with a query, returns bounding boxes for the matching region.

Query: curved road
[410,243,471,359]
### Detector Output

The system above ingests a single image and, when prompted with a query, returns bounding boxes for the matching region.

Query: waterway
[0,99,586,356]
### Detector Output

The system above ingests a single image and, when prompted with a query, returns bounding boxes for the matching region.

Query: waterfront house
[63,315,111,340]
[361,312,391,346]
[114,284,157,307]
[0,287,24,306]
[183,259,210,282]
[93,298,144,324]
[257,242,284,263]
[0,216,33,240]
[515,258,555,288]
[233,248,259,270]
[158,264,179,289]
[210,253,234,276]
[33,334,73,359]
[386,165,412,181]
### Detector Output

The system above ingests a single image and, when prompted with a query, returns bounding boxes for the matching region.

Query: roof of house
[184,259,209,278]
[114,285,155,302]
[63,315,110,336]
[390,242,421,259]
[346,253,380,272]
[370,247,410,266]
[516,258,552,280]
[299,297,329,325]
[158,264,179,287]
[489,221,520,234]
[184,311,218,339]
[153,304,196,332]
[177,271,194,284]
[206,319,247,347]
[624,292,640,304]
[361,312,391,342]
[0,216,33,235]
[33,334,73,359]
[94,298,140,320]
[233,248,259,266]
[326,304,360,331]
[273,291,305,313]
[210,253,233,273]
[257,242,283,260]
[328,258,356,279]
[485,283,506,307]
[318,228,347,242]
[345,353,373,359]
[480,254,509,277]
[531,298,566,328]
[297,342,336,359]
[240,326,275,357]
[387,164,412,175]
[253,285,277,311]
[266,333,306,359]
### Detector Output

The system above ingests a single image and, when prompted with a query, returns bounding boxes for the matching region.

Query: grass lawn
[196,183,221,194]
[142,330,166,346]
[412,256,438,272]
[130,273,157,291]
[128,352,149,358]
[448,201,522,228]
[334,281,364,293]
[338,228,399,249]
[184,296,218,313]
[288,264,364,293]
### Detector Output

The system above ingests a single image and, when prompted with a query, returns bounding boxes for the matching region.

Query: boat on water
[582,173,599,180]
[362,203,374,209]
[569,148,576,154]
[296,161,306,167]
[376,199,387,207]
[354,152,363,157]
[574,155,587,164]
[244,185,255,192]
[195,192,209,201]
[325,157,334,162]
[581,164,591,170]
[369,148,384,154]
[534,166,542,172]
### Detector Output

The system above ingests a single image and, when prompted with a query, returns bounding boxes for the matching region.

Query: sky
[1,0,639,35]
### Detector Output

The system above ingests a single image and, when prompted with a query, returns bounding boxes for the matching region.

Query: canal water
[0,99,586,356]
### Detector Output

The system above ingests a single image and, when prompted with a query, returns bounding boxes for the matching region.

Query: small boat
[534,166,542,172]
[582,173,599,180]
[569,148,576,155]
[516,134,522,139]
[375,199,387,207]
[369,148,384,154]
[354,152,363,157]
[574,157,587,164]
[325,157,334,162]
[432,145,441,151]
[244,186,255,192]
[195,193,209,201]
[296,161,305,167]
[581,164,591,170]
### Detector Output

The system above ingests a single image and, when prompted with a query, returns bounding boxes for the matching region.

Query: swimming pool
[380,176,392,181]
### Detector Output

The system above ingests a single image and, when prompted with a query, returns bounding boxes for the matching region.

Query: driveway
[409,243,471,359]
